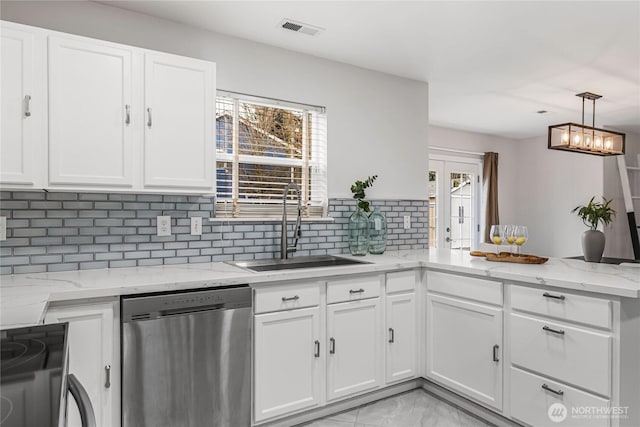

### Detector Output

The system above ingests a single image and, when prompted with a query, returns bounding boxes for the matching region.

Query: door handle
[543,292,566,301]
[314,340,320,358]
[349,288,365,294]
[24,95,32,117]
[492,344,499,362]
[147,107,152,128]
[281,295,300,302]
[388,328,395,343]
[329,337,335,354]
[125,105,130,125]
[542,383,564,396]
[68,374,97,427]
[104,364,111,388]
[542,325,565,336]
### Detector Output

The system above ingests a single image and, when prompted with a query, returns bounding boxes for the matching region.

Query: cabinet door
[1,24,44,187]
[144,53,215,191]
[386,292,417,384]
[45,302,119,427]
[48,36,134,188]
[427,293,503,410]
[327,298,382,401]
[254,307,323,422]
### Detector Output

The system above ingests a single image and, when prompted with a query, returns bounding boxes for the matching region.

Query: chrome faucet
[281,182,302,259]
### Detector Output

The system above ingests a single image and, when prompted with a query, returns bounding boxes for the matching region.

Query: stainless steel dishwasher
[121,285,251,427]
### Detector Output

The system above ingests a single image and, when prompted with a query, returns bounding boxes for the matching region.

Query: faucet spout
[281,182,302,259]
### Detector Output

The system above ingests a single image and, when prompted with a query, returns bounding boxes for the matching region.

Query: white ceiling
[100,1,640,140]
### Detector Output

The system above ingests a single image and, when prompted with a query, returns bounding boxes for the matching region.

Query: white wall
[0,1,429,200]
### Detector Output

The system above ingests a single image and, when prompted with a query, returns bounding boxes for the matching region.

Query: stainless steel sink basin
[228,255,370,272]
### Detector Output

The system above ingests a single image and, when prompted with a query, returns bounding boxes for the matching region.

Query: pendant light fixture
[548,92,625,156]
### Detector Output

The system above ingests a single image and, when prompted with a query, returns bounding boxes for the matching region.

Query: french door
[429,157,481,250]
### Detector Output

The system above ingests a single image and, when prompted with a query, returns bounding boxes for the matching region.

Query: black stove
[0,323,68,427]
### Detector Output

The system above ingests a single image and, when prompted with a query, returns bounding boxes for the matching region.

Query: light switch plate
[403,215,411,229]
[157,216,171,236]
[190,217,202,236]
[0,216,6,241]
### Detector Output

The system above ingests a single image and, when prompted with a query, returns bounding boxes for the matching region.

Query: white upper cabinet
[143,53,215,191]
[48,36,135,188]
[0,23,45,188]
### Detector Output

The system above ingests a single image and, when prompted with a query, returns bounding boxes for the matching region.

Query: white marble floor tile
[301,389,491,427]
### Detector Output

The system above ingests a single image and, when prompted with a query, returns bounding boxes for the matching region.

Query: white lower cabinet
[326,297,383,401]
[427,293,503,410]
[44,300,119,427]
[385,292,417,384]
[253,306,323,423]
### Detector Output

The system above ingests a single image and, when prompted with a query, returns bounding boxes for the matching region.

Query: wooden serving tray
[470,251,549,264]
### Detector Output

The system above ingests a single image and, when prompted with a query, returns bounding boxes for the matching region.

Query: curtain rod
[430,146,485,157]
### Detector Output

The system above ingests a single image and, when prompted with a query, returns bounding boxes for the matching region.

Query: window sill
[208,217,335,223]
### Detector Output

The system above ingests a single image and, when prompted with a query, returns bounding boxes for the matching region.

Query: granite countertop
[1,249,639,329]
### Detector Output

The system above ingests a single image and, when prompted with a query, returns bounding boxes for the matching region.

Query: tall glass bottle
[368,206,387,254]
[348,207,369,256]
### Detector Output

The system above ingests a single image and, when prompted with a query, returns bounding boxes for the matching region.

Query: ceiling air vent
[279,19,324,36]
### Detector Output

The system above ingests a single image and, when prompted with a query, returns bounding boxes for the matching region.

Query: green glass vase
[348,207,369,256]
[368,206,387,254]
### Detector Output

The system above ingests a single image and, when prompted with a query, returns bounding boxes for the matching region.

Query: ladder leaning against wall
[617,154,640,259]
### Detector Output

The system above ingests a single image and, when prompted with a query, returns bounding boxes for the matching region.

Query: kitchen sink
[229,255,370,272]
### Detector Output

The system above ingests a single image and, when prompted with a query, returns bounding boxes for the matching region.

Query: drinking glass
[489,225,503,254]
[504,224,516,254]
[514,225,528,255]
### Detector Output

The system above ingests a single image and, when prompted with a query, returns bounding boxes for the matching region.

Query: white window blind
[215,91,327,218]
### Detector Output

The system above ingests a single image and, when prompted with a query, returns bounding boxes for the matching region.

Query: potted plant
[348,175,377,255]
[572,196,616,262]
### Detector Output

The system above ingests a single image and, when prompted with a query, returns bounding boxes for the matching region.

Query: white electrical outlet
[191,217,202,236]
[156,216,172,236]
[403,215,411,229]
[0,216,6,241]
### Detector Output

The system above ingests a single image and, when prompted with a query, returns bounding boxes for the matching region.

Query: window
[215,91,327,218]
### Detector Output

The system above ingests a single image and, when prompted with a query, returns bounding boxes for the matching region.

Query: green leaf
[572,196,616,230]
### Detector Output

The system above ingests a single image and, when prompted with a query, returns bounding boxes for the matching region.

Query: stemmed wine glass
[514,225,528,255]
[504,224,516,255]
[489,225,503,254]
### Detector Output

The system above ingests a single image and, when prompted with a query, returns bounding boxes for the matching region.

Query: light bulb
[585,136,591,148]
[573,134,581,145]
[561,132,569,143]
[605,138,612,150]
[595,137,603,149]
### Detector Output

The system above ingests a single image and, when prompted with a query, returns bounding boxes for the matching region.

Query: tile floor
[301,389,493,427]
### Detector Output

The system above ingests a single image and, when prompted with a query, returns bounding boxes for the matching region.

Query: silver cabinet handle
[147,107,152,128]
[543,325,565,335]
[349,288,365,294]
[125,105,130,125]
[329,337,336,354]
[388,328,395,343]
[314,340,320,358]
[542,383,564,396]
[104,364,111,388]
[24,95,31,117]
[543,292,565,301]
[68,373,97,427]
[492,344,500,362]
[281,295,300,302]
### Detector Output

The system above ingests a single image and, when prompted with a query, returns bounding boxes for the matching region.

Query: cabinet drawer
[386,270,416,294]
[254,283,320,314]
[427,271,502,306]
[510,313,611,397]
[511,285,611,329]
[510,367,610,427]
[327,275,381,304]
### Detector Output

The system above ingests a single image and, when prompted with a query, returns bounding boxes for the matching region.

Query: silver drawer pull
[349,288,365,294]
[542,325,565,335]
[329,337,336,354]
[388,328,395,343]
[542,383,564,396]
[281,295,300,302]
[147,107,152,127]
[24,95,32,117]
[543,292,566,301]
[125,104,131,125]
[104,364,111,389]
[314,340,320,358]
[492,344,500,362]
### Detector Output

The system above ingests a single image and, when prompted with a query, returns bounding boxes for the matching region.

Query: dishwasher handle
[68,373,97,427]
